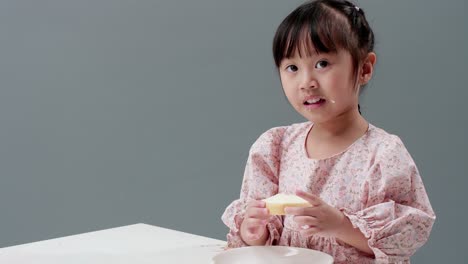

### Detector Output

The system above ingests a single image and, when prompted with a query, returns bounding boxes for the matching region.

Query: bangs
[273,2,358,67]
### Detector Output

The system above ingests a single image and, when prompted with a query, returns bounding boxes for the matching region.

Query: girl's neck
[311,109,368,140]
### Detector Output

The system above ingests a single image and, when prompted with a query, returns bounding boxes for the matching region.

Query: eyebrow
[282,51,337,63]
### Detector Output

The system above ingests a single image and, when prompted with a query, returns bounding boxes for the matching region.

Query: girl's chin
[300,113,327,123]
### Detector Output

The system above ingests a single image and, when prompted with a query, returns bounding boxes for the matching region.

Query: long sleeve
[341,135,436,262]
[221,126,287,248]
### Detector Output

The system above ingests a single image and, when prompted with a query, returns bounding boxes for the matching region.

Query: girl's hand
[240,200,270,242]
[284,190,346,237]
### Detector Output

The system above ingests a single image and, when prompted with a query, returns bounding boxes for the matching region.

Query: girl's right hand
[240,200,270,243]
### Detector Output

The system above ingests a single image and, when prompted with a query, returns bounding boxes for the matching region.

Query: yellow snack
[262,193,311,215]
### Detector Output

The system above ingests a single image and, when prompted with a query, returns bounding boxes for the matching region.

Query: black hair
[272,0,375,114]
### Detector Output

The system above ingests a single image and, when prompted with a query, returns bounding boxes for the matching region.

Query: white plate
[212,246,333,264]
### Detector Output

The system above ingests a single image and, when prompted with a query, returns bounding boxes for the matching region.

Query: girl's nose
[300,73,318,91]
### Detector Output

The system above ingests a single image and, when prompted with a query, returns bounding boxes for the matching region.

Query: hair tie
[354,6,360,12]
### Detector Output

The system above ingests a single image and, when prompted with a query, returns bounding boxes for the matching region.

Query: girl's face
[279,48,361,124]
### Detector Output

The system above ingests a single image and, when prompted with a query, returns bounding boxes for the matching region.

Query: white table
[0,223,227,263]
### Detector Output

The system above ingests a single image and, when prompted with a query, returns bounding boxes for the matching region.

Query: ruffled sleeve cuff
[340,201,407,262]
[340,200,435,263]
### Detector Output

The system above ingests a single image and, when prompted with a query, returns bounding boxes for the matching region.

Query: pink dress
[221,122,435,263]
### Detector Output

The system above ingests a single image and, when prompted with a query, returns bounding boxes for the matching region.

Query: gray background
[0,0,465,262]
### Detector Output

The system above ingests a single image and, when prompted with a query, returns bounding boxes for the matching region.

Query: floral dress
[221,122,435,263]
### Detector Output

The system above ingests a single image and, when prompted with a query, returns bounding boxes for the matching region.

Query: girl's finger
[293,215,319,226]
[246,230,264,241]
[246,207,269,219]
[284,205,318,216]
[245,217,268,229]
[246,200,266,209]
[300,226,321,237]
[296,190,323,206]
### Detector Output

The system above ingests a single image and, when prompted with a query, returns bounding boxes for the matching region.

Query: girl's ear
[360,52,377,85]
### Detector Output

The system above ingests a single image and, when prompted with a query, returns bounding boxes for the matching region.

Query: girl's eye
[286,65,298,72]
[315,60,329,69]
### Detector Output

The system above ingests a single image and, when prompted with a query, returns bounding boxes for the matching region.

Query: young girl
[221,0,435,263]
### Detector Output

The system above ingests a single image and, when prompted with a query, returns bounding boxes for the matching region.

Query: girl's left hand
[284,190,346,237]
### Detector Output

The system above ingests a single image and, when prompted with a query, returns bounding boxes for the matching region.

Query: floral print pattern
[221,122,435,263]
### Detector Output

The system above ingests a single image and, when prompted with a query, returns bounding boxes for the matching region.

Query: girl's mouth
[303,97,326,109]
[304,98,326,105]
